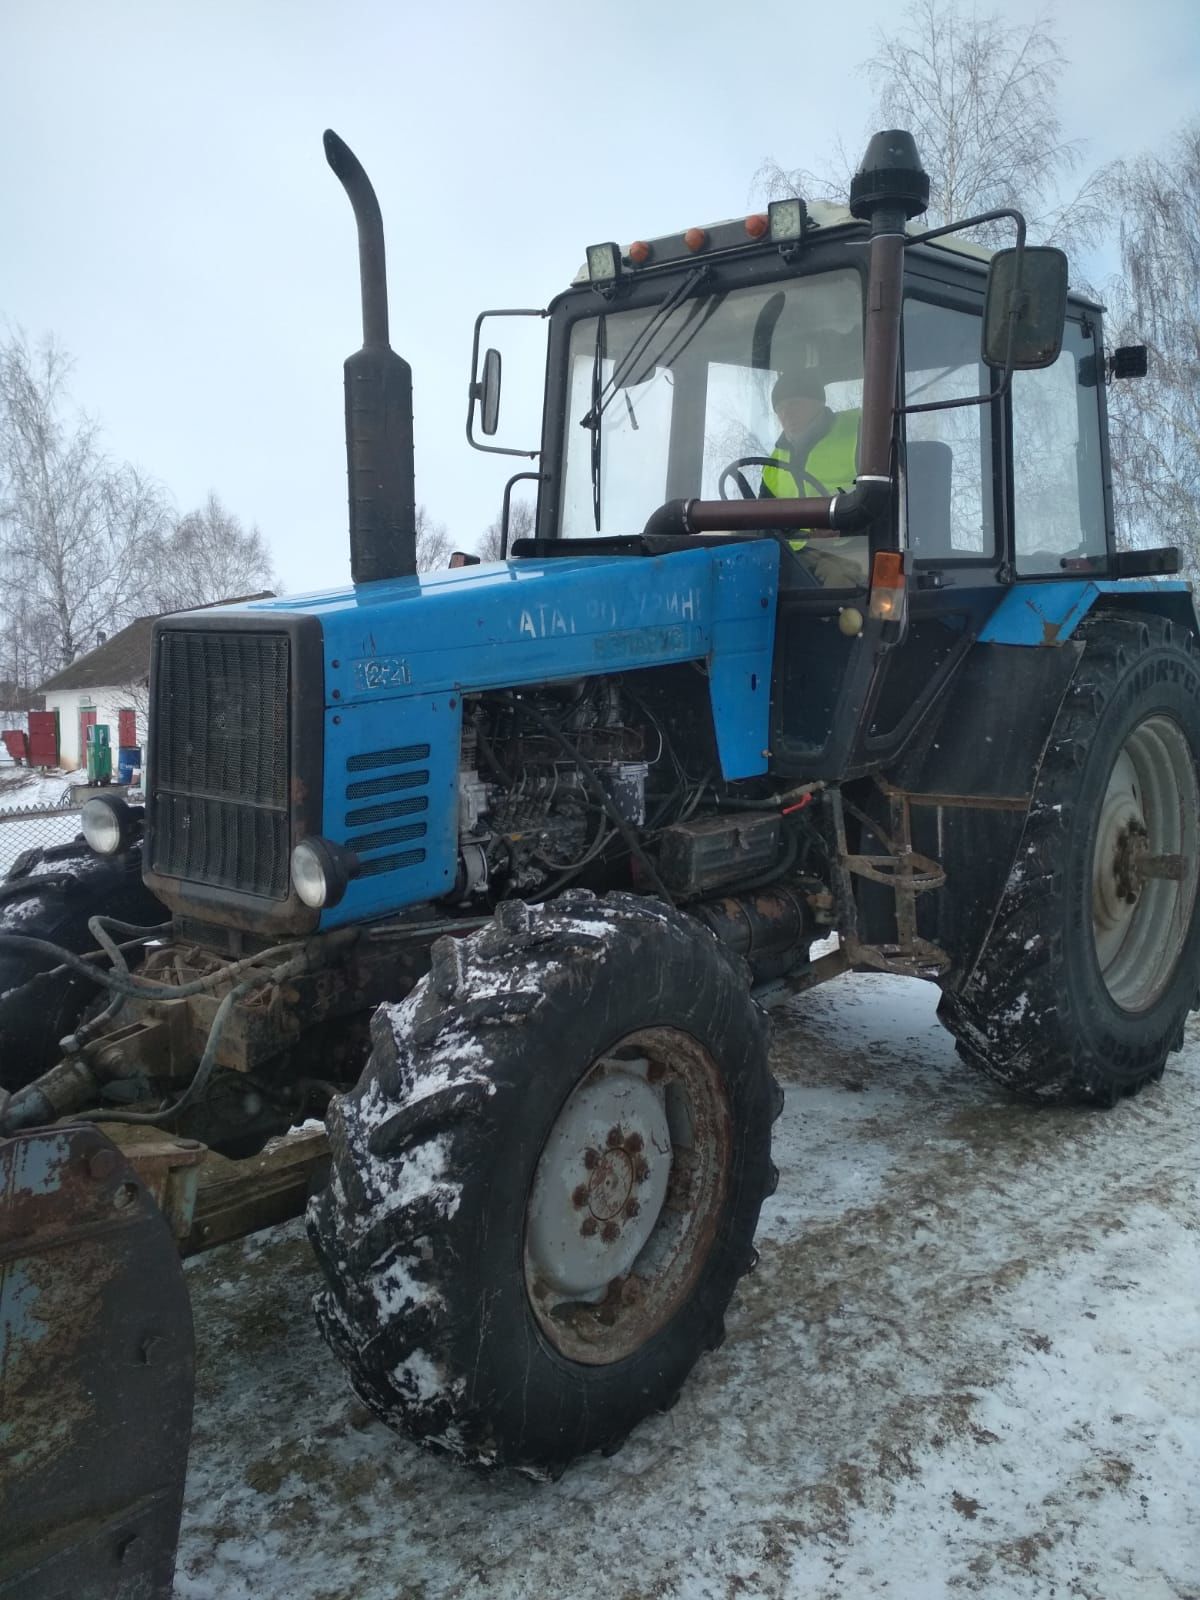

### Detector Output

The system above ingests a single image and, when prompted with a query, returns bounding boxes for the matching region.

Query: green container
[86,722,112,784]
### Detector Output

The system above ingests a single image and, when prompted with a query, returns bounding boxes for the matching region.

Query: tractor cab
[470,155,1161,786]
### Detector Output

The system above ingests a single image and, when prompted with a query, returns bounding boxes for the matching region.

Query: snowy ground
[0,760,85,873]
[177,973,1200,1600]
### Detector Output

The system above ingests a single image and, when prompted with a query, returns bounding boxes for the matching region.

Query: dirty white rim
[1091,714,1199,1013]
[523,1027,730,1366]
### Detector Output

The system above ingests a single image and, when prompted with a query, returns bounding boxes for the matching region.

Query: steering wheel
[717,456,828,501]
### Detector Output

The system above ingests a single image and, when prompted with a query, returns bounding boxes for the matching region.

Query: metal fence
[0,796,83,878]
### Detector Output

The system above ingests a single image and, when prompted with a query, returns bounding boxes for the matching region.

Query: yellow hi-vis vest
[760,409,861,561]
[760,409,860,501]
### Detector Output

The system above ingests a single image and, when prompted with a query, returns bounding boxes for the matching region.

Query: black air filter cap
[849,130,930,221]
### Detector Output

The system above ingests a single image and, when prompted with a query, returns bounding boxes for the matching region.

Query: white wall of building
[42,687,148,771]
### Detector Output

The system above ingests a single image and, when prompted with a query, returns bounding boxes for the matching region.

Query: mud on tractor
[2,130,1197,1597]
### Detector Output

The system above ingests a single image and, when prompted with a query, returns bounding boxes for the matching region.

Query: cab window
[901,297,996,561]
[1011,320,1107,573]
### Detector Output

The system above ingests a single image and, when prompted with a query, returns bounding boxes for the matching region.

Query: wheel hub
[526,1065,671,1299]
[585,1142,637,1221]
[1094,794,1146,931]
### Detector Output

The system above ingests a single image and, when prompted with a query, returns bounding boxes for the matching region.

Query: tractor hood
[161,542,779,930]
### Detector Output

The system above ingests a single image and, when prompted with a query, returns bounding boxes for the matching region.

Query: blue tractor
[1,128,1197,1589]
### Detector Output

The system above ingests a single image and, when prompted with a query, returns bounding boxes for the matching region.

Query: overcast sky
[3,0,1197,595]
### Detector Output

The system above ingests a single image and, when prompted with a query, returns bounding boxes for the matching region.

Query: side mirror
[479,348,502,436]
[982,246,1068,371]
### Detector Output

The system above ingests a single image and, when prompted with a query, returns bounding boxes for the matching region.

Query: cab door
[843,274,1010,775]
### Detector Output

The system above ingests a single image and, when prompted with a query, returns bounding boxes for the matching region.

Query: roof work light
[768,198,808,244]
[586,242,622,285]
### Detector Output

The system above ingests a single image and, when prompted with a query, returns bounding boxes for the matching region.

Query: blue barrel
[117,745,142,785]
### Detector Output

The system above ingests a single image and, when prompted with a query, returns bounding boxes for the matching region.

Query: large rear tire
[306,891,780,1475]
[0,841,166,1093]
[939,614,1200,1104]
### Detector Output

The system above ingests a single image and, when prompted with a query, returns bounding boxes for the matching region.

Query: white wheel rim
[523,1027,730,1366]
[1091,714,1199,1012]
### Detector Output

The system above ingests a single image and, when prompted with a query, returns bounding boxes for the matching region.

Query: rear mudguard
[0,1126,194,1600]
[855,637,1083,984]
[857,588,1199,985]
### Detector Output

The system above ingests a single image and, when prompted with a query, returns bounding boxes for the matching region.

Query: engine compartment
[454,673,774,904]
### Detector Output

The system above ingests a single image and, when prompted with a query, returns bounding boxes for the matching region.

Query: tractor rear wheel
[0,840,165,1093]
[939,614,1200,1104]
[306,891,780,1475]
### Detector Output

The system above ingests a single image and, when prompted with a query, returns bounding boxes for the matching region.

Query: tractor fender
[977,578,1198,648]
[863,634,1087,984]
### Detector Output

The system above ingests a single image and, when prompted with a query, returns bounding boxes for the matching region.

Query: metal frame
[465,307,547,457]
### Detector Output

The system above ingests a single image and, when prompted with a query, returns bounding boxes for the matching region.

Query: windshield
[560,269,864,543]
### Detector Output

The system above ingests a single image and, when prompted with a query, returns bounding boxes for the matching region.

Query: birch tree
[1103,121,1200,578]
[150,493,275,613]
[0,333,167,676]
[756,0,1104,251]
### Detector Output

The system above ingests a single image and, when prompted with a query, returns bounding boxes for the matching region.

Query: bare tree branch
[0,329,278,690]
[478,499,534,563]
[414,505,451,572]
[754,0,1105,252]
[1103,120,1200,580]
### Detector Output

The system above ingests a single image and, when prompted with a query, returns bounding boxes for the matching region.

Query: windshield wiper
[579,263,711,433]
[580,264,720,533]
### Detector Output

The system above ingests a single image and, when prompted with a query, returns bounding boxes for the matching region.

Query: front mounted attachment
[0,1125,194,1600]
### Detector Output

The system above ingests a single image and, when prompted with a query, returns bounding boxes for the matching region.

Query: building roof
[37,593,274,694]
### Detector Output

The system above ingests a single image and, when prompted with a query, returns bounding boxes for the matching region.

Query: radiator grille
[151,630,291,899]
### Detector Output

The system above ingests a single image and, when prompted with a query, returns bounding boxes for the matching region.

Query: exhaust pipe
[324,129,417,584]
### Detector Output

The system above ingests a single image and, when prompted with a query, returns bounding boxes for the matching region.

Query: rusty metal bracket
[0,1125,194,1600]
[827,789,950,978]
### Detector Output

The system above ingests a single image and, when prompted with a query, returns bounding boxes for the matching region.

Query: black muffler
[324,129,417,584]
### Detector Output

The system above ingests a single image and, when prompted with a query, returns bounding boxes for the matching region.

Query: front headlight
[81,795,142,856]
[291,837,358,909]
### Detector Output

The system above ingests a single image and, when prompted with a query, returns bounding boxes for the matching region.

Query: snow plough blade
[0,1125,194,1600]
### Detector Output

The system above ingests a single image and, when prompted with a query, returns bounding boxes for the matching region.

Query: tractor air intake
[324,129,417,584]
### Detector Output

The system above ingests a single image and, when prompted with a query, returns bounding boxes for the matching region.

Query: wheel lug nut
[583,1148,600,1170]
[571,1184,589,1209]
[601,1220,620,1243]
[580,1216,598,1238]
[634,1158,650,1183]
[626,1132,643,1154]
[624,1198,640,1219]
[606,1126,623,1148]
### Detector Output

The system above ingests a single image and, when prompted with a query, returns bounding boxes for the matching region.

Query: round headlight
[291,837,357,910]
[82,796,135,856]
[291,840,330,908]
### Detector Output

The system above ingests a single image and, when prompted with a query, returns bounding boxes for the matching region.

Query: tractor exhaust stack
[324,129,417,584]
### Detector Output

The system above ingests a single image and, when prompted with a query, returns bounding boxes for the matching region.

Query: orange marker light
[628,240,652,265]
[869,549,906,621]
[745,213,769,239]
[684,227,708,252]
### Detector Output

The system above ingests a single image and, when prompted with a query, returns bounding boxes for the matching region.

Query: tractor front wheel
[306,891,780,1475]
[940,614,1200,1104]
[0,840,165,1093]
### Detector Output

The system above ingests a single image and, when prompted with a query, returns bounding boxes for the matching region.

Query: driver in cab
[761,370,865,588]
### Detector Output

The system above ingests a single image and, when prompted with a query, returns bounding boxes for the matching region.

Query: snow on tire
[306,890,780,1476]
[939,613,1200,1105]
